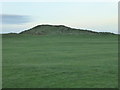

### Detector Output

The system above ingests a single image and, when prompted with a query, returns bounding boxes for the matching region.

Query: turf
[2,34,118,88]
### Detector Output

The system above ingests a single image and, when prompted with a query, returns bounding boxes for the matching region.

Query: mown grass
[2,34,118,88]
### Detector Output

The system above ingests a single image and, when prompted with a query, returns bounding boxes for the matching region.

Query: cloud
[1,14,31,24]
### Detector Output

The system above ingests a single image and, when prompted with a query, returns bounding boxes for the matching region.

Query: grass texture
[2,34,118,88]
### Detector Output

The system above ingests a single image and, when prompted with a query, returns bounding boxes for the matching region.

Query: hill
[3,24,118,88]
[19,24,115,35]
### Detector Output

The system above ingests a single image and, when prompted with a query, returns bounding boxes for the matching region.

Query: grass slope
[3,34,118,88]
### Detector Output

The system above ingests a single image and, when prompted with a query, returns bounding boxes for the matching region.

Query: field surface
[2,34,118,88]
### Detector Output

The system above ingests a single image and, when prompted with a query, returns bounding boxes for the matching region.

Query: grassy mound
[19,25,115,35]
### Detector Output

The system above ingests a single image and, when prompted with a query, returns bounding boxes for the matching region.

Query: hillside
[20,25,115,35]
[3,24,118,88]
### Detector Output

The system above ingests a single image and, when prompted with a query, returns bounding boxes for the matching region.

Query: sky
[1,1,118,34]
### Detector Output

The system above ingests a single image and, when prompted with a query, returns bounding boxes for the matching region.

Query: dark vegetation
[19,24,115,35]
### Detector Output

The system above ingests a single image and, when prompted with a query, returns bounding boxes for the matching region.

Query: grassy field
[2,34,118,88]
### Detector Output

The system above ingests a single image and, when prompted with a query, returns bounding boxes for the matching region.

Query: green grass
[2,34,118,88]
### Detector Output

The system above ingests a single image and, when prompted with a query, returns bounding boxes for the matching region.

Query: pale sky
[1,1,118,34]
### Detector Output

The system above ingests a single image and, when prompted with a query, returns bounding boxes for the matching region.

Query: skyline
[1,2,118,34]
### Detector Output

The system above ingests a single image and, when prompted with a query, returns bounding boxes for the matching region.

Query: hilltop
[19,24,115,35]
